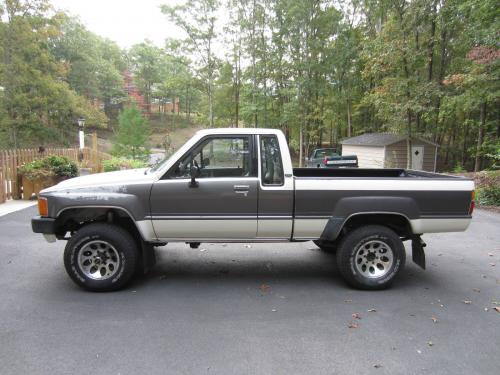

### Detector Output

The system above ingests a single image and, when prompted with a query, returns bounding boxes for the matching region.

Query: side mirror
[189,160,199,188]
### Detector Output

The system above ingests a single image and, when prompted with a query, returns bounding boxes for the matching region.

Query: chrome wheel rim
[77,240,120,280]
[354,240,394,278]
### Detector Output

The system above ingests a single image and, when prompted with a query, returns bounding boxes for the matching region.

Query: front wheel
[64,223,139,292]
[336,225,405,290]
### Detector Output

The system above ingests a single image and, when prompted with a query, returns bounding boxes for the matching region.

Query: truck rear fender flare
[320,196,418,241]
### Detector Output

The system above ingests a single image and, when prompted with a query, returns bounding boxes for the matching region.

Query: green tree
[162,0,220,127]
[0,0,107,148]
[112,106,150,160]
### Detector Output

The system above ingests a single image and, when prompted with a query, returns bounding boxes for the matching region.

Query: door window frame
[258,134,285,187]
[162,134,257,180]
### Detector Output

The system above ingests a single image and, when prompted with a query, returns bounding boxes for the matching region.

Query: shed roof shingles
[340,133,438,147]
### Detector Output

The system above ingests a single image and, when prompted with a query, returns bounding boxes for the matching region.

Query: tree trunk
[299,125,304,168]
[474,102,486,172]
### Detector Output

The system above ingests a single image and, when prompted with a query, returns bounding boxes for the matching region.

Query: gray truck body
[33,129,474,244]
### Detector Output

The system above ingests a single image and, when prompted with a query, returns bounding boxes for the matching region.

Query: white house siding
[385,140,437,171]
[342,145,385,168]
[385,140,407,168]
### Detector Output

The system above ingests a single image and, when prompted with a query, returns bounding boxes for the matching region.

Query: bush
[452,163,466,173]
[476,186,500,206]
[102,157,148,172]
[19,156,78,180]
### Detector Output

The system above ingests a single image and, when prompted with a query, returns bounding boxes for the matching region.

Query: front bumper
[31,216,56,234]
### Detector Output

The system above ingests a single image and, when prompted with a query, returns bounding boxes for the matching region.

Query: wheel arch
[320,211,414,242]
[54,206,151,242]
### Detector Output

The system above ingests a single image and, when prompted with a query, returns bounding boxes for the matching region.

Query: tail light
[469,191,475,215]
[38,197,48,217]
[323,157,328,165]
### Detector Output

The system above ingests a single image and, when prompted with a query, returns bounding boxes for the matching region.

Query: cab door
[150,135,258,240]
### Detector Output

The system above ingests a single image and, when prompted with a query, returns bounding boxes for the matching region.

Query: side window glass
[169,136,252,178]
[260,135,284,186]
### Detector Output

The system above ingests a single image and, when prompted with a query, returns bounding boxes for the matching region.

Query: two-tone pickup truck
[32,129,475,292]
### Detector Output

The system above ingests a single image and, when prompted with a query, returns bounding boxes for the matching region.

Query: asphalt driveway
[0,207,499,375]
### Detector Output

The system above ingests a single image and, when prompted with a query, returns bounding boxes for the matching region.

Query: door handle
[234,185,249,196]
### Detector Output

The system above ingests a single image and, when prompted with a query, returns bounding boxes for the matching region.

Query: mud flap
[411,235,426,270]
[141,242,157,274]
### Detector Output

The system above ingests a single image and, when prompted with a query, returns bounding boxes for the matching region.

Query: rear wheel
[336,225,405,290]
[64,223,139,292]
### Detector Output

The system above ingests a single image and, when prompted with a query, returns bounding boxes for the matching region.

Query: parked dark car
[306,148,358,168]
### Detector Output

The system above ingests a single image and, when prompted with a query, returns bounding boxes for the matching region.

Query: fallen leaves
[462,300,472,305]
[373,364,382,369]
[489,262,496,267]
[473,288,481,293]
[348,322,359,329]
[344,299,353,303]
[259,284,271,292]
[351,312,362,320]
[367,308,377,313]
[427,341,434,347]
[431,316,438,323]
[494,307,500,313]
[488,252,494,257]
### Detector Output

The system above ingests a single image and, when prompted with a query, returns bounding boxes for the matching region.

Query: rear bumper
[31,216,56,234]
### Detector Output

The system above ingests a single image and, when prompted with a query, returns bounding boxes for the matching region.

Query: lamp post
[77,117,86,149]
[77,117,85,162]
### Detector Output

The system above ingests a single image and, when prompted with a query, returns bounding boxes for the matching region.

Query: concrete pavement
[0,207,499,375]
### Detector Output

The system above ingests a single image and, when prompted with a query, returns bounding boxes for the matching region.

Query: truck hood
[42,168,156,193]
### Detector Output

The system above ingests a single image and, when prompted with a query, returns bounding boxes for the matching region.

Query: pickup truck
[32,128,475,292]
[306,148,358,168]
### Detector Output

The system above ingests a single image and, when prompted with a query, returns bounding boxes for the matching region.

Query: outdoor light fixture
[77,117,85,129]
[76,117,86,150]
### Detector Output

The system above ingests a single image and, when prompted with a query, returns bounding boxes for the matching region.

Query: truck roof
[196,128,283,136]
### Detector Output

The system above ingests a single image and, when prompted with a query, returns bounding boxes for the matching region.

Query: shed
[340,133,438,171]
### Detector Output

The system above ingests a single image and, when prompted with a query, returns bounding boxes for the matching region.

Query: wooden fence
[0,147,111,203]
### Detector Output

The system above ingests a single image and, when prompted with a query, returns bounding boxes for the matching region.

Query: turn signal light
[469,191,475,215]
[38,197,48,217]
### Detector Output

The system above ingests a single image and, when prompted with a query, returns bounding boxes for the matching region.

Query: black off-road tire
[313,240,338,253]
[336,225,405,290]
[64,223,139,292]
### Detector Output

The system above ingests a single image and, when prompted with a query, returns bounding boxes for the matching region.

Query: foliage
[102,157,148,172]
[476,186,500,206]
[0,0,498,173]
[452,164,466,173]
[0,1,111,148]
[18,155,78,180]
[112,106,150,160]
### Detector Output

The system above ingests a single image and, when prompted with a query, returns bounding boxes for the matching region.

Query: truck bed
[293,168,464,179]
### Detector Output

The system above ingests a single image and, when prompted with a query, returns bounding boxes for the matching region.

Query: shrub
[476,186,500,206]
[452,163,466,173]
[102,157,148,172]
[19,156,78,180]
